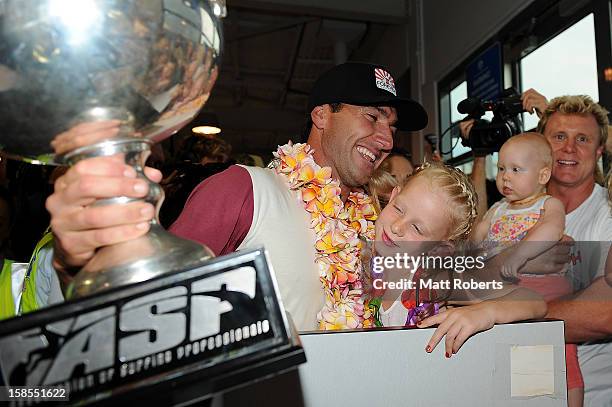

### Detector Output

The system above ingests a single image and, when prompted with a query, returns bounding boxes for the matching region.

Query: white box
[220,320,567,406]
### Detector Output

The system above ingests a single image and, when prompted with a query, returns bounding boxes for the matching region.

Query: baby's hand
[499,249,526,283]
[500,263,519,282]
[417,303,496,357]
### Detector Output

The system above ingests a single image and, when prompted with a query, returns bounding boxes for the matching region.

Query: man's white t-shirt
[565,184,612,407]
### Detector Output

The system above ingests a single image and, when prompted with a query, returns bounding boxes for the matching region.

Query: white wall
[409,0,535,160]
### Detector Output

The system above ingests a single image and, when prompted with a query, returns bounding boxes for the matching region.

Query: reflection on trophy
[0,0,224,297]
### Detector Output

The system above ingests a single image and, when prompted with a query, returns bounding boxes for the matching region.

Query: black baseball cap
[308,62,428,131]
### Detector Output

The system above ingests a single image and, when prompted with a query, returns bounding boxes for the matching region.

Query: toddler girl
[368,161,547,357]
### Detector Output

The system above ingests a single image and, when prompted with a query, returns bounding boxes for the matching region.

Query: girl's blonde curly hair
[366,159,399,214]
[411,160,479,241]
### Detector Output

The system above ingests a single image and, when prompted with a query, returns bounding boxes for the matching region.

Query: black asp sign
[0,248,294,404]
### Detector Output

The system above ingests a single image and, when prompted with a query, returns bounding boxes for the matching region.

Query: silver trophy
[0,0,224,297]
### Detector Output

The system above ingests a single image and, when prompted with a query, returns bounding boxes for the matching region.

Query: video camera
[458,88,525,156]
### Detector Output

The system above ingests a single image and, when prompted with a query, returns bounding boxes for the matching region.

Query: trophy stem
[65,137,214,299]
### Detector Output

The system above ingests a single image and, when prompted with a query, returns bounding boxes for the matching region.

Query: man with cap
[45,62,428,331]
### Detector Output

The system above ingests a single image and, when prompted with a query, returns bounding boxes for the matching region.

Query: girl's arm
[417,287,546,356]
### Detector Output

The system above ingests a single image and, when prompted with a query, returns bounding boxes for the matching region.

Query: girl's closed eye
[393,204,403,214]
[412,224,423,235]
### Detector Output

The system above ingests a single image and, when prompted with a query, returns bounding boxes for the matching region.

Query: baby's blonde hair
[410,161,478,241]
[504,132,553,169]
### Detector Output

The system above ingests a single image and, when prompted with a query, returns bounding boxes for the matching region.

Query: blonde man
[536,95,612,407]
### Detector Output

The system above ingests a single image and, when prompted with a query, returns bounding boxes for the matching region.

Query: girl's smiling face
[374,175,453,257]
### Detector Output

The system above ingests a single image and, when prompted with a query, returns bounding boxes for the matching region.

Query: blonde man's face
[543,113,603,189]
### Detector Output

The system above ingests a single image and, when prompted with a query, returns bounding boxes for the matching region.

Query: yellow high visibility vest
[20,231,54,315]
[0,259,15,320]
[0,231,54,320]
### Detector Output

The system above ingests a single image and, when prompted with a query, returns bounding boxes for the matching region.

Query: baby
[368,161,547,357]
[472,132,582,407]
[473,132,566,280]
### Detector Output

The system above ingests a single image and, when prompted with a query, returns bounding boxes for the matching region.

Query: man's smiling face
[320,104,396,188]
[543,112,603,189]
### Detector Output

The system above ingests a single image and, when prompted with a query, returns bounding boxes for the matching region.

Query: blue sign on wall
[466,42,503,101]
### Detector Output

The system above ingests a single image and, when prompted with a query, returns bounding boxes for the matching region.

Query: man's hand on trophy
[46,155,162,273]
[51,120,122,155]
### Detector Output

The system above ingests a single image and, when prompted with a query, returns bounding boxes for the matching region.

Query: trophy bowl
[0,0,224,297]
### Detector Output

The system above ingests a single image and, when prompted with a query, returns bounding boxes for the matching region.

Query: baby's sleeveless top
[487,195,550,242]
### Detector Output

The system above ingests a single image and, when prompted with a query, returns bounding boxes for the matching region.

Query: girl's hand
[417,303,497,357]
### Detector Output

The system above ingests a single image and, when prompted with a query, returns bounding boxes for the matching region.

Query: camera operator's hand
[459,119,475,140]
[521,88,548,118]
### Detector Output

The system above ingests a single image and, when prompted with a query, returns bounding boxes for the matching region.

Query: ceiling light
[192,112,221,136]
[192,125,221,135]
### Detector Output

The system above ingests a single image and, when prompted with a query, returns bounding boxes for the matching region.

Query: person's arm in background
[471,156,488,222]
[547,276,612,342]
[459,119,488,221]
[547,240,612,343]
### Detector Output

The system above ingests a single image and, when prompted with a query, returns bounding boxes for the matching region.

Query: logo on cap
[374,68,396,96]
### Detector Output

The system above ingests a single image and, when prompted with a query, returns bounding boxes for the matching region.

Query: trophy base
[67,224,214,298]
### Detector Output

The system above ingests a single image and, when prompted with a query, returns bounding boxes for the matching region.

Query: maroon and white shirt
[171,165,323,331]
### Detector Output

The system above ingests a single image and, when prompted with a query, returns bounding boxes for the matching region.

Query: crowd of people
[0,61,611,405]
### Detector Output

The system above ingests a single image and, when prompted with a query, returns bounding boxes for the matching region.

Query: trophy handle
[60,108,214,298]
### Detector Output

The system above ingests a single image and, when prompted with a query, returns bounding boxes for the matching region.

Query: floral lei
[271,142,378,330]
